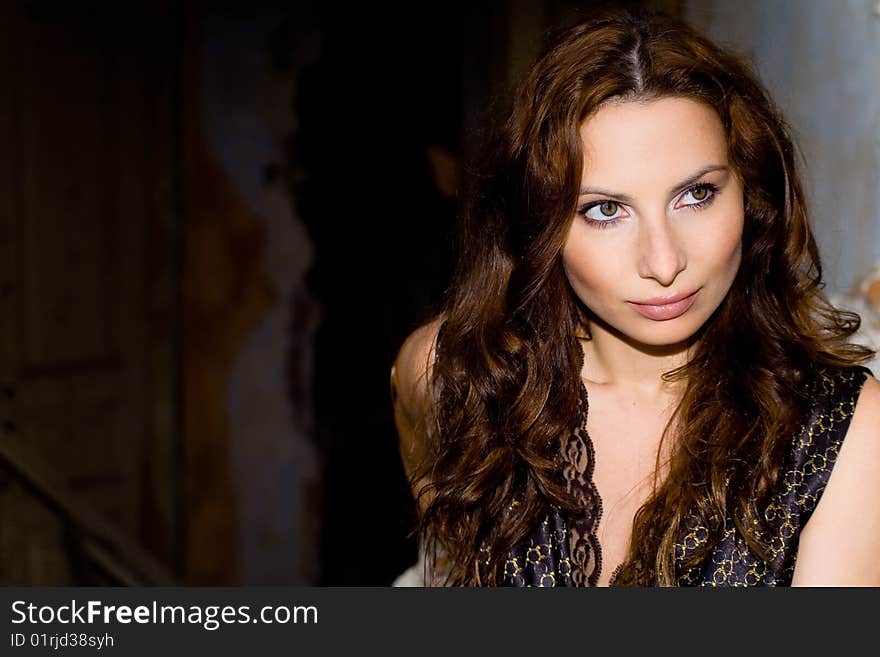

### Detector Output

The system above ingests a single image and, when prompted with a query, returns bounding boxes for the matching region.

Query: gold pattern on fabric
[675,365,868,586]
[499,364,871,587]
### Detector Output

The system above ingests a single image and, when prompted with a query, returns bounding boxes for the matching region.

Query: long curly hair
[412,8,874,586]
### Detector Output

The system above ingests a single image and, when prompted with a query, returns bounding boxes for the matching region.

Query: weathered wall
[686,0,880,295]
[202,9,320,584]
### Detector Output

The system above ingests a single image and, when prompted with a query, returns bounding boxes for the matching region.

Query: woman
[390,8,879,587]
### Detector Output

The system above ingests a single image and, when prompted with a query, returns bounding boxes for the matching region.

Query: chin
[622,317,706,349]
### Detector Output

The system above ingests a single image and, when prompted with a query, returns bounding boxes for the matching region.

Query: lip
[626,288,701,321]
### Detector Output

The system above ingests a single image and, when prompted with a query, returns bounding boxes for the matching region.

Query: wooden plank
[0,432,176,585]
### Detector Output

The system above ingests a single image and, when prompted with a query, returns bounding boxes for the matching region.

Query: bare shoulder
[833,371,880,471]
[390,317,443,489]
[390,317,443,418]
[850,370,880,432]
[792,371,880,585]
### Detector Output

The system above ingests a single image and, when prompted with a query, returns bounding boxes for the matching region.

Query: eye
[578,200,628,226]
[677,183,718,209]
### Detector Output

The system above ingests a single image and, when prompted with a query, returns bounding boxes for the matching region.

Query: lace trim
[608,562,624,586]
[559,378,604,586]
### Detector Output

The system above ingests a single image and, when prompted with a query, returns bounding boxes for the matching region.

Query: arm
[390,317,443,516]
[791,373,880,586]
[391,318,454,585]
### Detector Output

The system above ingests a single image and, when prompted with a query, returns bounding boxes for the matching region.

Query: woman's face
[562,96,744,348]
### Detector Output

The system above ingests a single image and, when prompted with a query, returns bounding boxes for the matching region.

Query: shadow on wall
[277,6,460,584]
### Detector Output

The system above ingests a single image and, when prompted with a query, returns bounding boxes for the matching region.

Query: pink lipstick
[626,288,700,321]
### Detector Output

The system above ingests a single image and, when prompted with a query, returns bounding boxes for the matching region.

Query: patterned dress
[501,365,873,586]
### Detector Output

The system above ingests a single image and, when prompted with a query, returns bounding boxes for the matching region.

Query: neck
[579,317,697,398]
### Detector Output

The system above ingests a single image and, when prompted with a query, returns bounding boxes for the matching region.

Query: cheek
[688,201,744,276]
[561,239,622,301]
[707,215,743,274]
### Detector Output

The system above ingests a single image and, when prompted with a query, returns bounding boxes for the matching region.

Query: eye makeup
[576,182,720,229]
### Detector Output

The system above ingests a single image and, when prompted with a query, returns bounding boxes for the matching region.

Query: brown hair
[413,8,874,585]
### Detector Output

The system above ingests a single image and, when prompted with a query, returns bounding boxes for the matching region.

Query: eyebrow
[578,164,730,203]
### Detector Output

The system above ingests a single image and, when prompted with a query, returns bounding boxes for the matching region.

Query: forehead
[579,97,728,183]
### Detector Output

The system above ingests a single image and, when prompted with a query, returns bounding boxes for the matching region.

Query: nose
[636,215,687,287]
